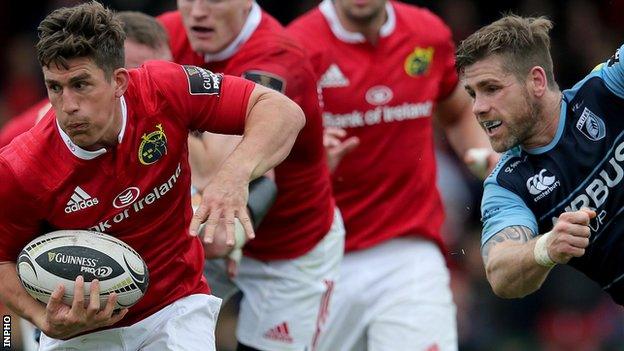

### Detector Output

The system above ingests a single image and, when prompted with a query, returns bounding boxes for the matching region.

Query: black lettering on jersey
[243,71,286,93]
[608,48,620,67]
[182,65,222,95]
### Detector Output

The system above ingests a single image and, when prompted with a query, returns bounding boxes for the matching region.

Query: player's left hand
[190,163,255,245]
[464,147,499,180]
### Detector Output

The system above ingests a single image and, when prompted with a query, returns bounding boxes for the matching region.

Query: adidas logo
[64,186,99,213]
[263,322,293,344]
[319,64,349,88]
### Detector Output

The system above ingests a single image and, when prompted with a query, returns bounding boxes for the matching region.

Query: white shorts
[38,294,222,351]
[318,237,457,351]
[204,208,345,351]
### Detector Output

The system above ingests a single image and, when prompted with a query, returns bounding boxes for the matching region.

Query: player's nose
[61,91,80,115]
[472,96,491,117]
[190,0,211,19]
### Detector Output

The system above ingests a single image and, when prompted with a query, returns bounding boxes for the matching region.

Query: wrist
[534,232,556,268]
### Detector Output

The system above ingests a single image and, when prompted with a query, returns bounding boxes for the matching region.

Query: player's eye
[74,81,88,90]
[47,84,61,94]
[485,85,500,94]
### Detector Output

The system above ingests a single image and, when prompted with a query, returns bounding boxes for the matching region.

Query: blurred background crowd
[1,1,623,350]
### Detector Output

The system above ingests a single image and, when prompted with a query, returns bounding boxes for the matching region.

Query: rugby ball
[17,230,149,309]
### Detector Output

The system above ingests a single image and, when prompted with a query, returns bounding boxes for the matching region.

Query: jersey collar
[56,96,128,160]
[319,0,396,43]
[203,2,262,63]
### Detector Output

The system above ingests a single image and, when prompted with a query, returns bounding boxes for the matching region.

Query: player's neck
[88,99,123,151]
[523,91,563,149]
[335,7,387,45]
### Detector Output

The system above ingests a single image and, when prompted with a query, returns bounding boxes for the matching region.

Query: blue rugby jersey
[481,44,624,303]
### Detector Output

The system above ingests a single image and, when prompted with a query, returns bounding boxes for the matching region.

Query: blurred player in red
[0,11,172,149]
[0,2,304,350]
[288,1,496,350]
[158,1,345,350]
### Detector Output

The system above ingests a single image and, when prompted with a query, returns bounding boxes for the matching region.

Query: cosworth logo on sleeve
[182,65,222,95]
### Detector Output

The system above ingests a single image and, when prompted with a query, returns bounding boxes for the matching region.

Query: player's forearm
[230,88,304,180]
[485,240,552,298]
[0,262,46,328]
[443,112,491,158]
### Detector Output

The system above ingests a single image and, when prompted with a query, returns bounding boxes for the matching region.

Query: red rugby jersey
[288,0,458,252]
[159,4,335,261]
[0,61,254,328]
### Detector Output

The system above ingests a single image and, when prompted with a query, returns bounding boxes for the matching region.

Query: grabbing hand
[324,127,359,172]
[38,276,128,340]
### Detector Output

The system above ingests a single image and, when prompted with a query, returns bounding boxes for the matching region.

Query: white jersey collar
[56,96,128,160]
[203,2,262,63]
[319,0,396,43]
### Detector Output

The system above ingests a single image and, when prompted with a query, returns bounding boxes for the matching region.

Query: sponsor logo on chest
[323,101,433,129]
[526,169,560,202]
[65,186,99,213]
[319,63,349,88]
[89,163,182,232]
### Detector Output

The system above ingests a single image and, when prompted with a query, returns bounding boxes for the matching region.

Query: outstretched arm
[190,83,305,244]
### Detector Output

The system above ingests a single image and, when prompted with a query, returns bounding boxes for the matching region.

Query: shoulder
[392,2,452,40]
[286,7,331,50]
[0,119,67,196]
[287,7,325,35]
[157,11,194,59]
[157,10,183,32]
[247,12,307,58]
[128,61,224,110]
[485,147,525,186]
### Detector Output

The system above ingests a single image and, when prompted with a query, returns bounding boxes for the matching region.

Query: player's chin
[490,138,513,153]
[71,134,96,149]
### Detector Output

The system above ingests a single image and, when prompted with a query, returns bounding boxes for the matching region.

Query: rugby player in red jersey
[0,3,303,350]
[288,1,497,350]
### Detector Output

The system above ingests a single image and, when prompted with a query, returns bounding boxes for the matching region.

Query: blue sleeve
[480,179,538,247]
[598,44,624,98]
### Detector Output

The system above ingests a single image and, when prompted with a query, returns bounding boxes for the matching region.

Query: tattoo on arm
[481,226,535,263]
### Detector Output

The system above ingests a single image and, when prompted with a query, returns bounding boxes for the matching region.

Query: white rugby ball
[17,230,149,309]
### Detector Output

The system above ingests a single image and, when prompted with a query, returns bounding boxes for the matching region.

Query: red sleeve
[0,158,41,262]
[0,99,49,148]
[139,61,255,135]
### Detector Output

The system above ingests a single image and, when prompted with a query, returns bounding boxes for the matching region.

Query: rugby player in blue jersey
[456,14,624,303]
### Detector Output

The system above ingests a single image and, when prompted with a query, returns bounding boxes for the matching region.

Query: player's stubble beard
[492,87,543,153]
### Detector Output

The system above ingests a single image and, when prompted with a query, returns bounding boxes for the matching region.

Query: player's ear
[112,68,130,98]
[527,66,547,97]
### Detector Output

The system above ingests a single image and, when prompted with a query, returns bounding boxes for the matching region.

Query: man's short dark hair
[36,1,125,79]
[117,11,169,50]
[456,14,558,89]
